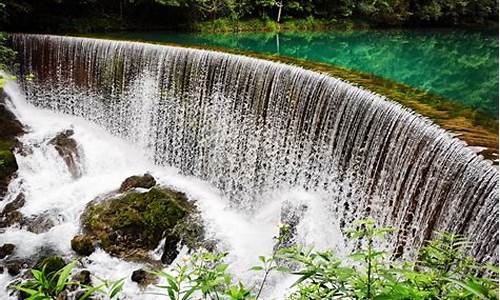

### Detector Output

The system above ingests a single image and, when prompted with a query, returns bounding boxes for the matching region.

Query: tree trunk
[277,1,283,23]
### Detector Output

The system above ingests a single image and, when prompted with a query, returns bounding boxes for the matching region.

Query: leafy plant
[15,261,78,299]
[12,219,499,300]
[152,250,254,300]
[79,276,126,300]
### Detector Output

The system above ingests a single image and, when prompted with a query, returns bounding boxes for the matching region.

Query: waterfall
[11,34,498,262]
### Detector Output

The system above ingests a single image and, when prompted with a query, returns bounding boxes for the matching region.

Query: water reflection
[115,29,499,116]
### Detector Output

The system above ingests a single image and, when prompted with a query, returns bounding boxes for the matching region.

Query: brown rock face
[48,129,82,178]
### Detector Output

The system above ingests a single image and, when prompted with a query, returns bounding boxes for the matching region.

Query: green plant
[12,219,499,300]
[80,277,126,300]
[152,250,254,300]
[15,261,78,299]
[280,219,499,299]
[250,223,292,299]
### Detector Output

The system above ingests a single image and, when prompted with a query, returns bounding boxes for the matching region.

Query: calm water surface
[111,29,499,116]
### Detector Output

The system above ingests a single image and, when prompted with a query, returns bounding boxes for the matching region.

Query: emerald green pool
[111,29,499,117]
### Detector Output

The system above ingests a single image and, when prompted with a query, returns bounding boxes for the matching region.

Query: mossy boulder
[81,187,199,263]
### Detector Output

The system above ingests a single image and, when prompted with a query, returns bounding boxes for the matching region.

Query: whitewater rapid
[0,78,343,299]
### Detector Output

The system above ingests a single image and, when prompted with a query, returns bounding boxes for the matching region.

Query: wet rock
[21,211,59,234]
[0,243,15,259]
[119,174,156,192]
[5,259,27,276]
[13,141,32,157]
[0,91,24,199]
[73,270,92,285]
[2,193,25,213]
[0,210,22,228]
[48,129,82,179]
[81,187,200,263]
[0,194,25,228]
[131,268,157,287]
[71,234,95,256]
[161,230,180,265]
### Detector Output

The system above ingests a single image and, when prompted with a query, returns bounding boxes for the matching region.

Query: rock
[0,243,15,259]
[131,268,157,287]
[81,187,199,262]
[0,210,22,228]
[21,211,59,234]
[0,193,25,228]
[6,259,24,276]
[35,256,66,274]
[0,92,24,199]
[119,174,156,192]
[2,193,25,214]
[73,270,92,285]
[71,234,95,256]
[161,230,180,265]
[48,129,82,179]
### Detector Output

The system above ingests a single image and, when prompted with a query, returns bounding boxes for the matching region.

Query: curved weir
[11,34,499,262]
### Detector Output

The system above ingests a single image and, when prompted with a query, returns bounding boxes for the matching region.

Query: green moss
[0,132,18,179]
[82,188,190,257]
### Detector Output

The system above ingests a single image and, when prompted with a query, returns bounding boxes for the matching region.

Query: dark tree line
[0,0,498,32]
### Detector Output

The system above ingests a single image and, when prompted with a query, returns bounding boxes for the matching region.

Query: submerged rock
[0,243,15,259]
[119,173,156,192]
[21,210,60,234]
[81,182,202,263]
[48,129,82,179]
[71,234,95,256]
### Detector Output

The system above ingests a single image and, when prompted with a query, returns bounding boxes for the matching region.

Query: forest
[0,0,498,33]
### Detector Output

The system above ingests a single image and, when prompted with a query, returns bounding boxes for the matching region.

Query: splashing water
[0,33,497,297]
[0,77,342,298]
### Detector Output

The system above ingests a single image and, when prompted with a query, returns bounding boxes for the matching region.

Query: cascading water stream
[1,34,497,296]
[0,76,342,298]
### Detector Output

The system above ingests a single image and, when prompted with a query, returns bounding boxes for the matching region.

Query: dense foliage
[12,219,499,299]
[0,0,497,32]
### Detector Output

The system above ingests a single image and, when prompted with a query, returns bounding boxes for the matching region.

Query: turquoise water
[112,29,499,117]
